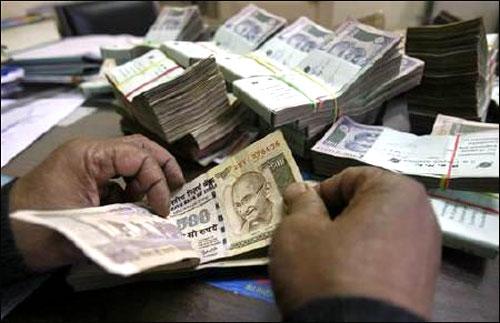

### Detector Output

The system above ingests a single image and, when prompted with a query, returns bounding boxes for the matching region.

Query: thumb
[284,183,330,220]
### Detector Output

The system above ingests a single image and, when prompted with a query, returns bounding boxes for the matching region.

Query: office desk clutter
[8,35,141,84]
[1,3,499,289]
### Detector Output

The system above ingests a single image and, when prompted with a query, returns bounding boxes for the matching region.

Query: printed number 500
[176,209,210,230]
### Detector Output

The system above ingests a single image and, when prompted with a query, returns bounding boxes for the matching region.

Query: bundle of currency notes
[234,19,402,126]
[11,131,302,279]
[215,16,334,83]
[312,116,499,192]
[145,6,204,42]
[409,31,498,134]
[431,113,499,135]
[161,4,286,68]
[101,6,204,65]
[213,4,287,54]
[105,49,242,156]
[430,190,499,258]
[430,113,499,258]
[101,40,157,66]
[431,10,461,25]
[406,18,490,121]
[232,19,420,158]
[344,55,424,123]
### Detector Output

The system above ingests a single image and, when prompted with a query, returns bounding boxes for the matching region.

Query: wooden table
[3,107,499,322]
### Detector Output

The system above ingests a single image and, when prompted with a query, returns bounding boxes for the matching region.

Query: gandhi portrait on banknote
[230,171,274,234]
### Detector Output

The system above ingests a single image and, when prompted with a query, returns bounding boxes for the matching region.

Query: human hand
[269,167,441,319]
[9,134,185,271]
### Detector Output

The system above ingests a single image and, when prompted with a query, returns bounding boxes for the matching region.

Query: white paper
[1,91,85,167]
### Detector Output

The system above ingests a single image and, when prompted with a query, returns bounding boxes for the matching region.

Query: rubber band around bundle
[439,134,461,190]
[292,67,340,121]
[244,52,283,75]
[124,65,182,99]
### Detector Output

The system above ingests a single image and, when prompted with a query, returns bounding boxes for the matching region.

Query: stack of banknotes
[406,18,490,121]
[105,50,244,163]
[145,6,204,43]
[311,115,499,192]
[233,19,424,157]
[161,4,287,67]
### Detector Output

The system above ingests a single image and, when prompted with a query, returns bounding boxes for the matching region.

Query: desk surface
[2,107,499,322]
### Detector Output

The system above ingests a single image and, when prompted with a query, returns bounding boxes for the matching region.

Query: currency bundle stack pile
[406,18,490,128]
[311,115,499,192]
[234,20,425,157]
[106,49,243,162]
[145,6,204,43]
[161,4,287,67]
[214,16,334,83]
[101,6,205,66]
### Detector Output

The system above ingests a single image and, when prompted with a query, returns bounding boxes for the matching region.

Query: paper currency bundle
[101,6,204,65]
[406,18,490,121]
[106,49,242,158]
[294,19,403,121]
[214,16,334,83]
[234,20,421,157]
[430,114,499,258]
[11,131,302,284]
[161,4,287,68]
[312,115,499,192]
[145,6,204,43]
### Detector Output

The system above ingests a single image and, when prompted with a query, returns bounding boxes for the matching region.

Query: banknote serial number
[233,140,281,171]
[177,208,210,230]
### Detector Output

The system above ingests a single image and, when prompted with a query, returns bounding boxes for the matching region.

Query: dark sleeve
[284,297,426,322]
[1,181,35,287]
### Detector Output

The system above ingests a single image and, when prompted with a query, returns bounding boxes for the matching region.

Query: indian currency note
[213,4,286,54]
[11,131,302,275]
[160,41,228,68]
[165,130,302,262]
[313,116,499,178]
[255,16,333,67]
[431,114,499,135]
[10,204,200,276]
[232,70,335,126]
[297,20,400,94]
[430,191,499,258]
[105,49,184,102]
[145,6,200,42]
[216,17,333,83]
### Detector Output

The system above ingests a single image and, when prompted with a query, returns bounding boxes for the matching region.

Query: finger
[318,166,387,212]
[284,182,330,220]
[123,154,170,217]
[120,135,185,189]
[90,142,171,217]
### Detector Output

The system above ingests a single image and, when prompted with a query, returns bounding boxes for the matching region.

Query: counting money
[11,131,302,276]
